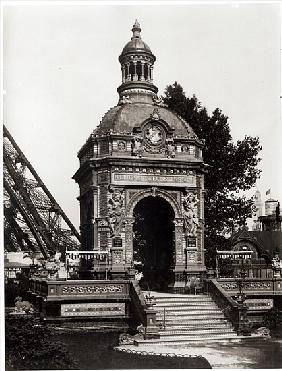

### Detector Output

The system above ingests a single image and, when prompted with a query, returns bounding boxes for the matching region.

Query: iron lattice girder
[3,125,81,257]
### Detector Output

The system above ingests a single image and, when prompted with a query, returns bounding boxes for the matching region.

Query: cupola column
[140,61,145,81]
[126,62,130,81]
[122,65,126,83]
[150,65,153,82]
[146,64,150,81]
[133,60,138,81]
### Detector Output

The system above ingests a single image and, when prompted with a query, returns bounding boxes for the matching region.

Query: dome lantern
[117,20,158,104]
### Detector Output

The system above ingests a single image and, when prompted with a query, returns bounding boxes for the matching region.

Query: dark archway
[133,196,175,291]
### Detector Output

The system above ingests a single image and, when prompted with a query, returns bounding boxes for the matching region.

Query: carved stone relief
[108,187,125,236]
[165,138,176,158]
[152,95,168,107]
[187,251,197,263]
[132,135,144,157]
[117,141,126,151]
[183,192,199,237]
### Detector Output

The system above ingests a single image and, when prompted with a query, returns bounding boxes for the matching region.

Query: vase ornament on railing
[44,256,60,280]
[145,292,156,308]
[183,192,199,236]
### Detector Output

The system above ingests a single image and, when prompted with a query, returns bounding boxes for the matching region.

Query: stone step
[135,333,242,345]
[156,315,226,322]
[154,304,219,310]
[144,292,208,298]
[157,317,230,324]
[154,308,222,316]
[153,297,212,303]
[157,322,232,330]
[154,300,216,305]
[153,296,213,301]
[159,328,236,337]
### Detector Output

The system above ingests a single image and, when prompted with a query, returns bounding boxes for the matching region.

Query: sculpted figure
[183,192,199,236]
[108,188,125,234]
[14,296,34,314]
[132,136,144,157]
[153,95,167,107]
[120,95,132,104]
[165,139,175,158]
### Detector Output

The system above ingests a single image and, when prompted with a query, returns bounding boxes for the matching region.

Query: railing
[205,279,250,335]
[129,280,160,339]
[216,277,282,295]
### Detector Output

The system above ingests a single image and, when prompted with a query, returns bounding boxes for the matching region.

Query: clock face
[144,123,164,146]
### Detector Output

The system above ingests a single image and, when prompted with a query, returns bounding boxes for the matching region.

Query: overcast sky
[3,2,282,229]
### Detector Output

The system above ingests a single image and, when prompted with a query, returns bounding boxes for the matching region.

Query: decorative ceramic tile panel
[61,303,125,317]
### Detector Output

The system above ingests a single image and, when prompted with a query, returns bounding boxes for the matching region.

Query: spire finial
[132,19,141,38]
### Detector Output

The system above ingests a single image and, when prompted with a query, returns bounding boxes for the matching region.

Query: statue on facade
[132,135,144,157]
[108,187,125,235]
[165,139,175,158]
[152,95,167,107]
[183,192,199,236]
[120,95,132,104]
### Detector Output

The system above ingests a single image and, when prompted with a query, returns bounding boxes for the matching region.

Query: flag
[266,189,271,196]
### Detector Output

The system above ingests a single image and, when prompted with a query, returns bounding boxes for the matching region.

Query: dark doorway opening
[133,196,175,291]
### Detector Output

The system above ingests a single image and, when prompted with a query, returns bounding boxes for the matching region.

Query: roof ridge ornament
[132,19,141,38]
[150,108,160,120]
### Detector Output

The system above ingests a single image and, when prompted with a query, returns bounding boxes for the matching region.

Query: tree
[163,82,262,267]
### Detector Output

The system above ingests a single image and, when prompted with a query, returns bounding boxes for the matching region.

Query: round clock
[144,123,164,146]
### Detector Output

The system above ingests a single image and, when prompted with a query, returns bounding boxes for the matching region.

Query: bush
[5,315,78,370]
[263,308,282,337]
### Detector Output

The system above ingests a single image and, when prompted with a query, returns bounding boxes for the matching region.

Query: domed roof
[94,103,197,139]
[122,38,152,54]
[120,20,153,57]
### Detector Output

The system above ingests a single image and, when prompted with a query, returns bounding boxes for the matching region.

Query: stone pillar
[93,187,98,248]
[146,64,150,81]
[110,247,125,275]
[150,65,153,82]
[124,218,135,269]
[122,65,125,83]
[133,61,138,81]
[140,61,145,81]
[174,218,185,269]
[170,218,186,292]
[126,63,130,81]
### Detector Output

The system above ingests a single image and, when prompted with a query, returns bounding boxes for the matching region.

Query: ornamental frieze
[220,282,238,290]
[112,172,196,187]
[61,303,126,317]
[220,281,272,291]
[61,284,124,295]
[244,282,271,290]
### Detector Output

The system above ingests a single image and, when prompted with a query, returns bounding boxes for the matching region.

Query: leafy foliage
[163,82,262,266]
[263,307,282,337]
[5,316,77,370]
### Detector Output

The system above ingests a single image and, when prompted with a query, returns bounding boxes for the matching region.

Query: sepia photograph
[2,1,282,369]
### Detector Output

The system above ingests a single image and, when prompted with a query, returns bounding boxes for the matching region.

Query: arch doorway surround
[133,196,175,291]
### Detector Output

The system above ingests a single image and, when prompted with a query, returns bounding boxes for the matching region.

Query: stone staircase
[136,291,241,345]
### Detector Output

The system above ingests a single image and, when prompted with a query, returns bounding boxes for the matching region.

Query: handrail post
[163,307,166,330]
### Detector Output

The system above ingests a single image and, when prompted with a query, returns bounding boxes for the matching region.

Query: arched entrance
[133,196,175,291]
